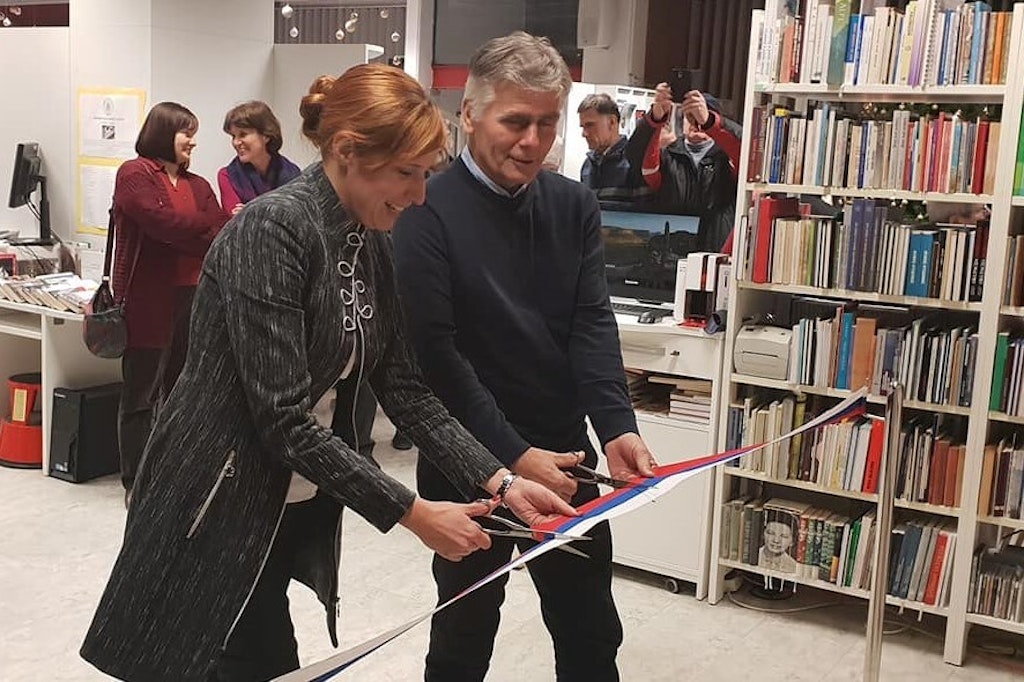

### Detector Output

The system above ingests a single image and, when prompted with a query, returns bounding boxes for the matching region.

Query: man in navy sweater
[392,32,656,682]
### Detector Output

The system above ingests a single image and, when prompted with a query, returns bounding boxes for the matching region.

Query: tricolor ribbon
[276,390,868,681]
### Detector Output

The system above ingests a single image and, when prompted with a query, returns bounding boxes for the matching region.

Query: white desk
[0,299,121,473]
[596,315,724,598]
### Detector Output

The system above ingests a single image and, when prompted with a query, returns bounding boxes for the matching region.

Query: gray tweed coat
[80,163,502,681]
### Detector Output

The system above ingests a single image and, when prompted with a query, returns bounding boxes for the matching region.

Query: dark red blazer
[111,157,228,348]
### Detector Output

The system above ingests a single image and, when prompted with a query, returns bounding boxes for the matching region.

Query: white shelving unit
[710,5,1024,667]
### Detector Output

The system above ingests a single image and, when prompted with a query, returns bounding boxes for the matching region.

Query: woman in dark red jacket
[111,102,228,497]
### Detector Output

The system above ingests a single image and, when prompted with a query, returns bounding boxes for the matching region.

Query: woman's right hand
[399,497,493,562]
[652,82,674,122]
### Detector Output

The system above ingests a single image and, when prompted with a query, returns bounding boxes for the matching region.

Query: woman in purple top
[217,100,301,215]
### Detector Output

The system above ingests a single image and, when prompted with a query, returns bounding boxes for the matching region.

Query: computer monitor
[7,142,52,246]
[600,210,699,304]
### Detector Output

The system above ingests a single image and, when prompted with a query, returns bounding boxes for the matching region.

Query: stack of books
[0,272,97,313]
[969,541,1024,623]
[652,376,714,426]
[978,440,1024,519]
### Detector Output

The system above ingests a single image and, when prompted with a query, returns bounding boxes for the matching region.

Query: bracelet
[699,111,717,132]
[495,472,518,506]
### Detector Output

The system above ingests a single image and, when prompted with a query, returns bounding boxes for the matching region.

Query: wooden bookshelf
[720,559,950,617]
[724,467,878,502]
[731,373,974,417]
[966,613,1024,637]
[754,83,1007,104]
[736,281,983,312]
[747,183,994,204]
[976,515,1024,531]
[988,411,1024,426]
[712,5,1024,668]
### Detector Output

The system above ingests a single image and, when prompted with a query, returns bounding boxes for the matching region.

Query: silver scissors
[567,464,636,489]
[475,513,592,559]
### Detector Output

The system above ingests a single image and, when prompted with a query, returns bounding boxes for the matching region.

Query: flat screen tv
[600,210,699,304]
[7,142,52,246]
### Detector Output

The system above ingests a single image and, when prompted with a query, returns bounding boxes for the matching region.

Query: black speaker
[49,383,121,483]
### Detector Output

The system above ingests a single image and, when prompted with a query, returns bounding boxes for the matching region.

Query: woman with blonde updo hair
[81,63,574,682]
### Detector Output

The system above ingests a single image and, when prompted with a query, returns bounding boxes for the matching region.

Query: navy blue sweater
[392,159,636,467]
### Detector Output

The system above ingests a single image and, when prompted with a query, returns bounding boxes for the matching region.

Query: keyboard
[611,301,673,320]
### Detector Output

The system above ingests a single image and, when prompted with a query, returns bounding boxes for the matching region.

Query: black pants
[118,348,161,490]
[118,286,195,491]
[210,500,311,681]
[333,380,376,461]
[418,445,623,682]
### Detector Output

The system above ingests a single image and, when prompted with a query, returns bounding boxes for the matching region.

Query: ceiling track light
[280,3,293,19]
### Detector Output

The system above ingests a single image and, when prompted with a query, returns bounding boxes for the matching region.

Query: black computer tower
[49,383,121,483]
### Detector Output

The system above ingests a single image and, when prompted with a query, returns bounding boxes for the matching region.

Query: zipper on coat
[222,497,288,649]
[186,450,236,539]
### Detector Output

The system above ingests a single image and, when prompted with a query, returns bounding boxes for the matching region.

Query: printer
[733,325,792,380]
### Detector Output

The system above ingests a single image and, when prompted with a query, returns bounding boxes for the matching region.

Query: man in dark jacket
[577,93,652,209]
[628,84,742,253]
[393,31,657,682]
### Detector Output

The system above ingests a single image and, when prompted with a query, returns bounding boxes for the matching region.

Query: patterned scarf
[225,153,301,204]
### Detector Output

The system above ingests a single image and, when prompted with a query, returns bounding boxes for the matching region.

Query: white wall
[581,0,649,86]
[151,0,275,185]
[0,28,72,240]
[272,43,381,168]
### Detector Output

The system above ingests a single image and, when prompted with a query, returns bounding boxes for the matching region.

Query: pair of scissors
[567,464,636,489]
[474,511,592,559]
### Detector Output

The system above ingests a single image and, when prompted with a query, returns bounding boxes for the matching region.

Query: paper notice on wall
[78,162,118,235]
[78,89,146,160]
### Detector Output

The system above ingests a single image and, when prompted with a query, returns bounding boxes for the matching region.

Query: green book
[827,0,854,86]
[990,332,1010,411]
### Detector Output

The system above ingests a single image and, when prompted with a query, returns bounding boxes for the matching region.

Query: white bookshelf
[711,5,1024,667]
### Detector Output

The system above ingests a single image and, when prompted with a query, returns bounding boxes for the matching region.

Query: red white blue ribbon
[275,390,868,681]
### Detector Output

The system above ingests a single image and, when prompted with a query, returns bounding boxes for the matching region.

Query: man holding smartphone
[628,81,742,253]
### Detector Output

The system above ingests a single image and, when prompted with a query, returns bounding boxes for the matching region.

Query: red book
[922,530,950,606]
[929,439,950,506]
[752,196,800,283]
[972,120,991,194]
[948,445,965,508]
[861,419,885,494]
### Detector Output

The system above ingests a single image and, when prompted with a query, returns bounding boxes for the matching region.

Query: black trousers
[418,443,623,682]
[210,500,309,681]
[118,348,161,490]
[118,286,195,491]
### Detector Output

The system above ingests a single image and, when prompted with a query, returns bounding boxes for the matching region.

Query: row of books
[757,0,1012,88]
[720,497,876,587]
[0,273,97,314]
[1001,235,1024,307]
[749,105,1000,196]
[990,333,1024,417]
[785,307,978,406]
[720,495,957,605]
[724,396,885,494]
[969,541,1024,623]
[979,440,1024,519]
[747,196,989,303]
[893,420,966,508]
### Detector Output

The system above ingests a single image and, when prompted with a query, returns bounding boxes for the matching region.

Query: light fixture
[379,9,389,19]
[344,12,358,34]
[289,26,299,38]
[335,28,345,41]
[9,6,21,16]
[391,31,401,43]
[280,3,293,19]
[0,13,10,28]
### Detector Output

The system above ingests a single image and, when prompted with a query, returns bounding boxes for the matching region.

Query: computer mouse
[637,311,658,324]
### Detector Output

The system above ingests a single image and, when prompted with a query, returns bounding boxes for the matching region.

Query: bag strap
[104,207,142,306]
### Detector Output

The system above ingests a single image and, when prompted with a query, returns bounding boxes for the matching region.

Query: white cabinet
[598,316,723,598]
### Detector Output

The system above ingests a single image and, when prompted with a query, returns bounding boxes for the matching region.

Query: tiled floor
[3,416,1023,681]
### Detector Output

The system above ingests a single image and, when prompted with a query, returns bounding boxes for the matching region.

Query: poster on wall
[77,88,146,160]
[77,161,119,235]
[76,88,146,235]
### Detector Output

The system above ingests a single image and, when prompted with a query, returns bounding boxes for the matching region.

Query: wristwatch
[496,472,518,506]
[699,111,717,131]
